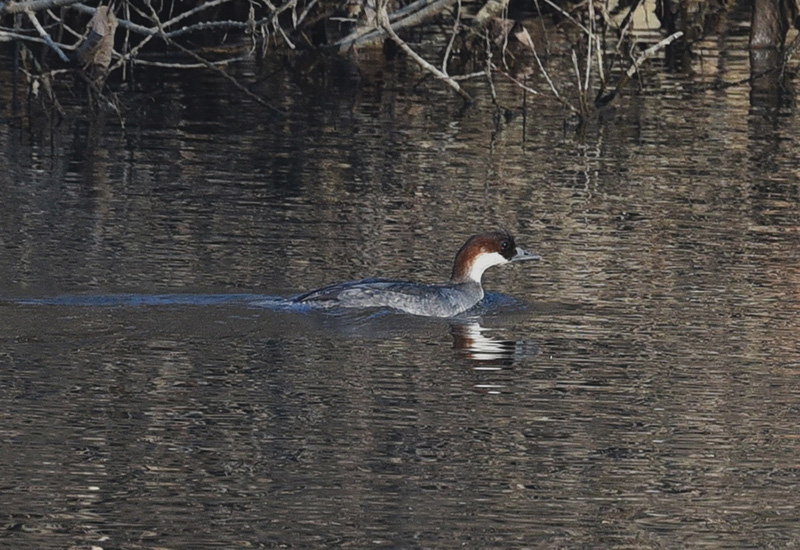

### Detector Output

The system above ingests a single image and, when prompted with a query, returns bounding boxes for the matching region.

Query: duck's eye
[501,240,510,250]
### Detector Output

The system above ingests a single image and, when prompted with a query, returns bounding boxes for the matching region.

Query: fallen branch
[376,1,470,101]
[0,0,81,15]
[335,0,456,50]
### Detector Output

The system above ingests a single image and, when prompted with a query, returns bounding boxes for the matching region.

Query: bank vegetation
[0,0,796,119]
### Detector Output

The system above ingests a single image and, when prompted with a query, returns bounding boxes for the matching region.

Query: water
[2,10,800,548]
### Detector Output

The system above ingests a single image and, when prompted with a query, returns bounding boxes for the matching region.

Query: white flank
[465,252,508,282]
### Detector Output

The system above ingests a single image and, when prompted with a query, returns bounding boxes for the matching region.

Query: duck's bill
[511,247,542,262]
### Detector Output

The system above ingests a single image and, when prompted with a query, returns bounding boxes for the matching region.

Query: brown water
[2,9,800,548]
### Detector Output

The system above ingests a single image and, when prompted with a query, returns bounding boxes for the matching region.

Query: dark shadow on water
[451,321,540,366]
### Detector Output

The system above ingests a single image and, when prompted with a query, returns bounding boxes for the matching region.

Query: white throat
[464,251,508,283]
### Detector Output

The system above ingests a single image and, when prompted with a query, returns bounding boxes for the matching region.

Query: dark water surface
[2,15,800,549]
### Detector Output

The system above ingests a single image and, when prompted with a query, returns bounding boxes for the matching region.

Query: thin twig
[517,21,576,112]
[597,30,683,106]
[44,8,84,40]
[595,32,604,87]
[605,0,642,79]
[441,0,460,75]
[451,70,486,81]
[614,0,642,50]
[132,56,251,68]
[484,29,497,104]
[20,69,67,117]
[490,63,539,95]
[539,0,589,35]
[584,0,593,93]
[624,30,682,78]
[121,0,130,80]
[274,12,295,48]
[571,49,586,115]
[530,0,550,55]
[295,0,318,27]
[499,0,511,70]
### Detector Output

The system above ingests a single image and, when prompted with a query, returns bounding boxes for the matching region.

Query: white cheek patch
[466,251,508,282]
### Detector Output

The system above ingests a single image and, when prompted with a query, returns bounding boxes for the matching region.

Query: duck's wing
[293,278,414,302]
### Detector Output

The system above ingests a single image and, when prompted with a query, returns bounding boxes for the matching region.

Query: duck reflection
[450,321,539,366]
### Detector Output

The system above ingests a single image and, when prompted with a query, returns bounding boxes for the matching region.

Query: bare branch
[335,0,456,50]
[1,0,82,15]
